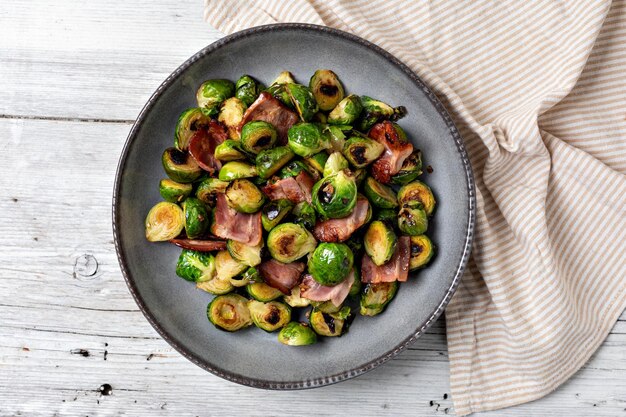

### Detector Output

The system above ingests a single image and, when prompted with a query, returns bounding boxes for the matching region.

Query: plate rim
[112,22,476,390]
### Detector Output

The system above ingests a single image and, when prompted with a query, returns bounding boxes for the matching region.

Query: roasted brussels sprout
[323,152,349,177]
[145,202,184,242]
[291,201,316,230]
[272,71,296,85]
[286,83,319,122]
[360,282,398,316]
[261,199,294,231]
[246,282,284,302]
[309,69,345,111]
[410,235,435,270]
[174,108,211,150]
[279,160,312,179]
[162,147,203,183]
[311,171,357,219]
[207,294,252,332]
[225,179,265,213]
[264,83,293,109]
[363,177,398,208]
[196,79,235,116]
[397,180,436,216]
[235,75,263,107]
[364,221,397,266]
[325,125,348,152]
[353,168,367,187]
[343,136,384,168]
[230,266,262,287]
[159,179,192,203]
[287,123,329,157]
[256,146,295,179]
[357,96,407,131]
[398,202,428,235]
[197,277,234,295]
[308,243,354,285]
[283,286,311,307]
[218,161,257,181]
[218,97,247,140]
[214,140,246,161]
[310,300,342,314]
[195,178,229,206]
[305,152,329,173]
[267,223,317,263]
[175,249,216,282]
[391,150,422,184]
[248,300,291,332]
[328,94,362,125]
[182,198,210,239]
[278,322,317,346]
[227,239,263,267]
[309,307,350,337]
[215,250,248,281]
[241,121,278,154]
[374,208,397,225]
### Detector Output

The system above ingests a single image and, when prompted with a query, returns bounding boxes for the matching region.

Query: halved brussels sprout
[397,180,436,216]
[262,199,294,231]
[248,300,291,332]
[145,202,184,242]
[309,69,345,111]
[398,202,428,235]
[174,108,211,150]
[196,178,229,206]
[159,179,192,203]
[279,160,312,179]
[291,201,316,230]
[391,150,422,184]
[197,277,234,295]
[278,322,317,346]
[325,125,348,152]
[182,198,210,239]
[287,123,329,157]
[343,136,385,168]
[310,300,342,314]
[328,94,362,126]
[196,79,235,116]
[309,307,350,337]
[272,71,296,85]
[286,84,319,122]
[410,235,435,270]
[162,147,203,183]
[230,266,262,287]
[246,282,284,302]
[363,177,398,208]
[357,96,407,131]
[267,223,317,263]
[235,75,263,107]
[218,97,247,140]
[215,250,248,281]
[364,220,397,266]
[256,146,295,179]
[227,239,263,267]
[353,168,367,187]
[283,286,311,308]
[241,121,278,154]
[264,83,293,109]
[360,282,398,316]
[323,152,349,177]
[218,161,257,181]
[305,152,329,173]
[225,179,265,213]
[207,294,252,332]
[214,140,246,161]
[308,242,354,286]
[175,249,215,282]
[374,208,397,225]
[311,171,357,219]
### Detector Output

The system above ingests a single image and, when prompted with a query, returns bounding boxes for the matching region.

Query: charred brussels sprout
[311,171,357,219]
[235,75,263,106]
[343,136,384,168]
[145,202,184,242]
[256,146,295,179]
[363,177,398,208]
[305,152,329,174]
[309,307,350,337]
[287,123,329,157]
[196,79,235,116]
[195,178,228,206]
[261,199,294,231]
[159,179,192,203]
[247,282,284,302]
[283,286,311,307]
[248,300,291,332]
[286,83,318,122]
[364,221,397,266]
[291,201,316,229]
[174,108,210,150]
[264,83,293,109]
[218,161,257,181]
[397,180,436,216]
[207,294,252,332]
[215,250,247,281]
[227,239,263,267]
[272,71,296,85]
[176,250,215,282]
[240,121,278,154]
[398,202,428,235]
[225,179,265,213]
[182,198,210,239]
[218,98,247,140]
[267,223,317,263]
[410,235,435,270]
[391,150,422,184]
[279,160,312,179]
[357,96,407,131]
[360,282,398,316]
[308,243,354,286]
[309,69,345,111]
[328,94,362,125]
[323,152,349,177]
[278,322,317,346]
[162,147,202,183]
[214,140,246,161]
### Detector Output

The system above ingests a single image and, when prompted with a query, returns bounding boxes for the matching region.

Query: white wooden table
[1,1,625,415]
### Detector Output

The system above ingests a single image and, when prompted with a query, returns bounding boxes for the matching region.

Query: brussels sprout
[175,249,215,282]
[311,171,357,219]
[182,198,210,239]
[348,270,362,297]
[218,97,247,140]
[360,282,398,316]
[343,136,385,168]
[230,266,262,287]
[256,146,295,179]
[398,202,428,235]
[397,180,436,216]
[357,96,407,131]
[364,221,397,266]
[283,286,311,308]
[311,112,327,124]
[145,202,184,242]
[279,160,312,179]
[309,69,345,111]
[235,75,263,107]
[328,94,362,125]
[264,83,294,109]
[214,140,246,162]
[267,223,317,263]
[197,277,234,295]
[278,322,317,346]
[363,177,398,208]
[308,243,354,286]
[261,199,294,231]
[353,169,367,187]
[246,282,284,302]
[227,239,263,267]
[248,300,291,332]
[159,179,192,203]
[309,307,350,337]
[323,152,349,177]
[310,300,342,314]
[410,235,435,270]
[241,121,278,154]
[305,152,329,173]
[162,147,203,183]
[207,294,252,332]
[218,161,257,181]
[374,208,397,225]
[224,179,265,213]
[272,71,296,85]
[325,125,348,152]
[195,178,229,206]
[287,123,329,157]
[286,84,319,122]
[196,79,235,116]
[174,108,211,150]
[391,150,422,184]
[215,250,247,281]
[291,201,316,230]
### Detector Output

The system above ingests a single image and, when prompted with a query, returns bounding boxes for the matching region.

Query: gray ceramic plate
[113,23,474,389]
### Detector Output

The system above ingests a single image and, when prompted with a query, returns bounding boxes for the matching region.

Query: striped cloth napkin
[204,1,626,415]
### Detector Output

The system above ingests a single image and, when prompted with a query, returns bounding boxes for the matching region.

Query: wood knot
[73,254,98,280]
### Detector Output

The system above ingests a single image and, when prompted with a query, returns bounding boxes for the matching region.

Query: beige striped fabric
[204,1,626,415]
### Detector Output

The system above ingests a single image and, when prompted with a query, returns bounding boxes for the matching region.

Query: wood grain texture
[0,1,624,416]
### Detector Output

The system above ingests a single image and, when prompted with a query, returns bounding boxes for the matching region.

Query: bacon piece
[313,196,370,242]
[238,92,299,144]
[188,120,228,175]
[261,171,314,204]
[300,270,355,307]
[169,238,227,252]
[258,259,306,294]
[361,236,411,283]
[369,121,413,184]
[210,194,262,246]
